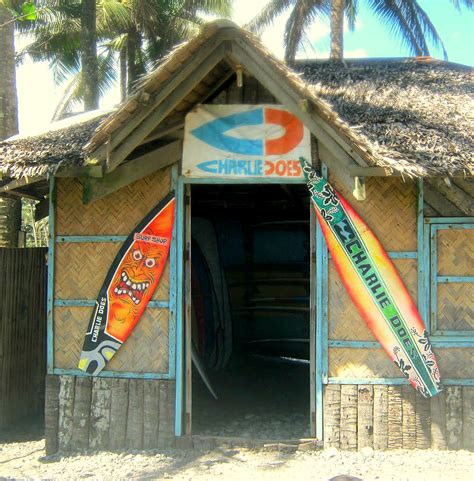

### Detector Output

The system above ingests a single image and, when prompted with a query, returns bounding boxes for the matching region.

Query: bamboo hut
[0,20,472,453]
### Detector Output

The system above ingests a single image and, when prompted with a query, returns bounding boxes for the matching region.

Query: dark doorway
[189,184,312,439]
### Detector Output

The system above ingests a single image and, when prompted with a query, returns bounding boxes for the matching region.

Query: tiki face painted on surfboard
[300,158,441,397]
[78,193,175,375]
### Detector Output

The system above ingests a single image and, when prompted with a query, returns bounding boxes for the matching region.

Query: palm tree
[249,0,474,63]
[81,0,99,109]
[16,0,232,117]
[0,3,21,247]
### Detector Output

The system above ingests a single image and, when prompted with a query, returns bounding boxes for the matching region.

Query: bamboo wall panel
[0,248,47,429]
[328,259,417,341]
[56,167,172,236]
[435,348,474,378]
[323,384,474,450]
[437,283,474,331]
[55,242,170,301]
[437,229,473,276]
[330,176,417,252]
[54,306,169,373]
[45,375,176,454]
[328,348,402,378]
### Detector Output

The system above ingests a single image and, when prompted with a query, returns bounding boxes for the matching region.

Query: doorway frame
[174,171,329,439]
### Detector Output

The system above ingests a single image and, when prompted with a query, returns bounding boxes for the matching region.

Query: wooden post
[340,385,358,450]
[373,385,388,450]
[357,385,374,449]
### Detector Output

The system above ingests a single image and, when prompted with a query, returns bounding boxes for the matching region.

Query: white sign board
[182,105,310,179]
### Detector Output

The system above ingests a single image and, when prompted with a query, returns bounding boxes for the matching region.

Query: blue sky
[16,0,474,133]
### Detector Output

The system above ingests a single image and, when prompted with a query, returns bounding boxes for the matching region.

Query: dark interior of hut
[190,184,312,439]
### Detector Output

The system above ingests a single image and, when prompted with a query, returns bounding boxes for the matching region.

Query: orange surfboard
[78,193,175,375]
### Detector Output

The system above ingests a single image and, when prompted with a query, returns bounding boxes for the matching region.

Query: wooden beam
[228,42,361,195]
[230,39,369,168]
[105,44,227,173]
[87,32,230,167]
[55,164,103,178]
[427,178,474,216]
[423,181,464,217]
[82,140,182,204]
[0,176,44,193]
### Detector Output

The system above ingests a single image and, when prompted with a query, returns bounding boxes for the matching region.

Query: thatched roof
[296,58,474,177]
[0,110,108,180]
[0,20,472,182]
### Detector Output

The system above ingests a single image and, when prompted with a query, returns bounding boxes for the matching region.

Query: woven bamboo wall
[53,168,172,373]
[330,176,417,252]
[328,259,418,341]
[327,177,419,378]
[45,375,176,454]
[436,228,474,332]
[324,384,474,450]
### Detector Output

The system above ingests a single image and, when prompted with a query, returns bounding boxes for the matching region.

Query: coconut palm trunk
[330,0,344,60]
[81,0,99,110]
[0,5,21,248]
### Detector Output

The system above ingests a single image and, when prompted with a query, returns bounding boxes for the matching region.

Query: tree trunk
[81,0,99,110]
[126,28,137,94]
[0,6,21,248]
[330,0,344,60]
[119,46,127,102]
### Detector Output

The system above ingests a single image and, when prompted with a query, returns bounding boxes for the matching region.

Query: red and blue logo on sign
[189,107,305,177]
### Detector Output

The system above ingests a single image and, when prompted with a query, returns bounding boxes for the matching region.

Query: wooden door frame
[175,175,319,438]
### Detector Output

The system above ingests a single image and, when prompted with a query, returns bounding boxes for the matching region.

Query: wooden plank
[83,140,182,204]
[430,390,447,449]
[87,32,229,165]
[58,376,75,451]
[109,378,129,450]
[126,379,144,450]
[462,387,474,450]
[143,380,160,449]
[309,206,316,437]
[445,386,463,449]
[387,386,403,449]
[373,385,388,450]
[89,378,112,450]
[105,44,227,172]
[45,375,60,455]
[184,185,192,435]
[323,385,341,448]
[423,182,464,217]
[427,178,474,216]
[401,385,416,449]
[158,381,174,448]
[415,392,431,449]
[340,385,358,450]
[357,385,374,449]
[72,376,92,450]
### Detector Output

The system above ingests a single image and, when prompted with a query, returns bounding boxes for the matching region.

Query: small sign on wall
[183,105,310,179]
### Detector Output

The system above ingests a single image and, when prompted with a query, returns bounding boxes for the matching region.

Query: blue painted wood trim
[432,330,474,337]
[329,339,474,348]
[181,177,306,185]
[47,178,56,374]
[54,299,170,308]
[53,368,171,380]
[56,235,127,243]
[417,179,429,331]
[327,377,474,386]
[169,164,178,381]
[174,176,185,437]
[437,276,474,283]
[424,217,474,225]
[430,225,438,334]
[314,163,328,440]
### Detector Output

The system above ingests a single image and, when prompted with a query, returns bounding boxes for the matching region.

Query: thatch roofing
[0,110,108,180]
[296,58,473,177]
[0,20,472,182]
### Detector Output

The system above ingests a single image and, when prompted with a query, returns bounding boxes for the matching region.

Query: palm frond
[246,0,294,33]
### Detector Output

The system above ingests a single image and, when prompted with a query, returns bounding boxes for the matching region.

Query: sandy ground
[1,437,473,481]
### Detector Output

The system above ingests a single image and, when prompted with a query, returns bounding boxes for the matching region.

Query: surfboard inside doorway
[187,184,312,440]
